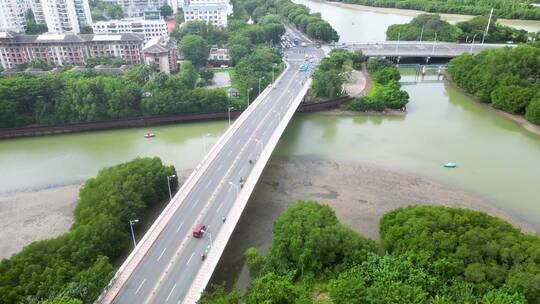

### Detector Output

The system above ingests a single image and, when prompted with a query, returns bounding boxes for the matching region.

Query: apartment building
[142,35,177,74]
[183,4,228,27]
[0,0,92,34]
[104,0,178,17]
[0,31,144,69]
[92,17,167,42]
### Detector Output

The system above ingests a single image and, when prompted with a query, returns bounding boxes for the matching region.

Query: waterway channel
[1,0,540,275]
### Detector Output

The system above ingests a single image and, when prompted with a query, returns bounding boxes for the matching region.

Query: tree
[491,85,536,114]
[244,273,309,304]
[24,9,47,35]
[160,4,173,17]
[179,34,210,66]
[525,97,540,125]
[386,14,462,42]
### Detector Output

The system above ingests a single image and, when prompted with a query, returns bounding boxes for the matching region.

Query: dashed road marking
[157,248,167,262]
[187,252,195,265]
[135,279,146,295]
[165,283,176,302]
[175,221,184,233]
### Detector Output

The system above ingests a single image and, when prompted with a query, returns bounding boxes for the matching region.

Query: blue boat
[444,162,457,168]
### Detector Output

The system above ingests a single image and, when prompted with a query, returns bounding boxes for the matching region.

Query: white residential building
[103,0,179,17]
[185,0,232,14]
[92,17,167,42]
[183,4,228,27]
[0,0,92,33]
[0,0,28,32]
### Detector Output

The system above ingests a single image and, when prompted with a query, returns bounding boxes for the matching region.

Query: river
[293,0,540,42]
[1,0,540,267]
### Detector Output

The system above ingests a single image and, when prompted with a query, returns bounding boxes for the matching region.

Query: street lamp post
[228,107,234,126]
[229,181,239,198]
[273,110,281,123]
[203,133,211,155]
[396,32,400,54]
[432,32,438,55]
[470,34,477,53]
[419,24,425,42]
[167,174,176,200]
[247,88,253,107]
[272,64,277,83]
[254,138,263,156]
[129,219,139,248]
[258,77,265,95]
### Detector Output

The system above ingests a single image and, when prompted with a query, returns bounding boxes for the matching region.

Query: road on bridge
[108,40,324,304]
[345,41,512,57]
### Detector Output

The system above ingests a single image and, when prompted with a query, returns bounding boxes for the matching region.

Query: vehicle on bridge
[192,224,206,238]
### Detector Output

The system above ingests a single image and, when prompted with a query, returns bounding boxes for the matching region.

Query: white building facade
[103,0,179,17]
[92,17,167,42]
[0,0,92,33]
[183,3,228,27]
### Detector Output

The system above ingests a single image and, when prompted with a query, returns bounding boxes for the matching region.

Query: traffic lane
[153,65,304,301]
[116,63,298,298]
[114,60,302,303]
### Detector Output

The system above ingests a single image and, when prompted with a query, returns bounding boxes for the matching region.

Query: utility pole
[419,24,424,42]
[396,32,400,54]
[482,8,494,44]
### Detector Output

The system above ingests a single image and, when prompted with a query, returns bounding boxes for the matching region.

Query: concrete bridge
[343,41,513,59]
[97,40,322,304]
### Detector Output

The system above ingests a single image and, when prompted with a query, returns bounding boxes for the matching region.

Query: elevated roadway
[344,41,513,58]
[98,38,323,304]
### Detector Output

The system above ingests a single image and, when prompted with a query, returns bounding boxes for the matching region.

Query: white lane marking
[204,180,212,189]
[134,278,146,295]
[165,283,177,302]
[175,221,184,233]
[157,247,167,261]
[187,252,195,265]
[191,199,200,210]
[217,202,223,213]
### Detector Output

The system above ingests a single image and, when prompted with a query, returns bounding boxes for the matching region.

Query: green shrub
[525,98,540,125]
[0,158,177,303]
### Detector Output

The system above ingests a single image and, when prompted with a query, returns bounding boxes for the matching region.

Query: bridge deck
[345,41,512,57]
[98,41,323,304]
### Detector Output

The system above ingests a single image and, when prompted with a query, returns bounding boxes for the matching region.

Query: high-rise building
[106,0,179,17]
[0,0,92,33]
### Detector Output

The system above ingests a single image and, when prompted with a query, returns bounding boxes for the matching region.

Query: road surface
[111,41,324,303]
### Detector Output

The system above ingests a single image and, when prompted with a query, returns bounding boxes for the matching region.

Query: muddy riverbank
[210,155,538,288]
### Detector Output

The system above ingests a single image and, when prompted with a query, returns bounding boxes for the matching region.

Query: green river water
[1,2,539,228]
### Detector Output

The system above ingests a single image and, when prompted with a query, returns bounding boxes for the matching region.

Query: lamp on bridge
[129,219,139,248]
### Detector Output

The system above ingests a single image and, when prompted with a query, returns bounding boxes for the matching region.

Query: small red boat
[144,132,155,138]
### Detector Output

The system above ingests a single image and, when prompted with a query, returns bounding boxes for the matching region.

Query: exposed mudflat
[210,155,537,288]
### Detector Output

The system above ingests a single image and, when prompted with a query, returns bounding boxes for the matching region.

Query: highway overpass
[344,41,513,59]
[98,35,322,304]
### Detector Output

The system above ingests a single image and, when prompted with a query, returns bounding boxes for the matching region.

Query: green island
[0,157,177,304]
[386,14,534,43]
[448,41,540,125]
[342,57,409,112]
[200,201,540,304]
[327,0,540,21]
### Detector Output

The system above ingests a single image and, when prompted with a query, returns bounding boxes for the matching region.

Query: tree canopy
[448,43,540,125]
[0,158,177,303]
[326,0,540,21]
[201,202,538,303]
